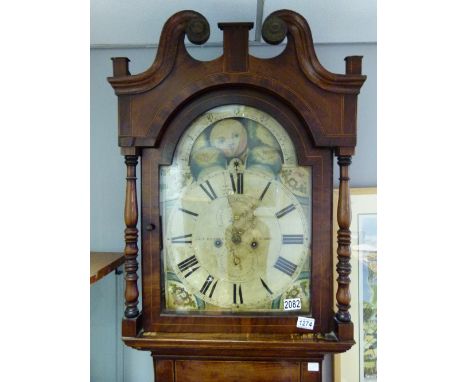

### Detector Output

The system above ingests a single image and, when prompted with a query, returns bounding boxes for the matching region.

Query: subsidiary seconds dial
[166,169,310,309]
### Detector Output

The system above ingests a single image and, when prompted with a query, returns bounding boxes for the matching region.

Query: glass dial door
[160,105,312,314]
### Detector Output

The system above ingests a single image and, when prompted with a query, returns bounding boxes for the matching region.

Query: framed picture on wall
[333,188,377,382]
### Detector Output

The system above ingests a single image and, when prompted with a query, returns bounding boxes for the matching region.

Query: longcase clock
[108,9,366,382]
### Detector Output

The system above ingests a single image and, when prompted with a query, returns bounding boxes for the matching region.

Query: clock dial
[160,105,312,313]
[166,169,309,309]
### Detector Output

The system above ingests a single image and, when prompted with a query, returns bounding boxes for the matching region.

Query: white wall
[91,0,376,46]
[90,41,376,381]
[91,271,123,381]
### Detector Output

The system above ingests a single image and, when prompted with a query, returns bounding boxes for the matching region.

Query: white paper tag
[296,316,315,330]
[307,362,320,372]
[283,297,301,311]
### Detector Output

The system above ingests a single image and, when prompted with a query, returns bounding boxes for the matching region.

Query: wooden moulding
[111,57,130,77]
[334,318,354,342]
[120,146,141,157]
[153,359,174,381]
[345,56,363,75]
[218,22,253,73]
[335,146,355,157]
[122,314,143,337]
[107,10,366,149]
[123,332,353,358]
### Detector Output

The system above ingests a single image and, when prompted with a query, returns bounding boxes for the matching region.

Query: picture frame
[333,188,377,382]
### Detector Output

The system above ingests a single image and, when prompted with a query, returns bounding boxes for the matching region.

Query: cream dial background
[166,170,309,309]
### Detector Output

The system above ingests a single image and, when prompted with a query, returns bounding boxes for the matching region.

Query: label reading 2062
[283,298,301,311]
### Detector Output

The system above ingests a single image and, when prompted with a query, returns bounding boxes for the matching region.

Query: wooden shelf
[90,252,125,284]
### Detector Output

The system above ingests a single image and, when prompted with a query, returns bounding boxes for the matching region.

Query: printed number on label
[283,298,301,311]
[296,316,315,330]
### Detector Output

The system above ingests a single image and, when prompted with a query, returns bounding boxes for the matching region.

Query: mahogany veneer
[107,9,366,382]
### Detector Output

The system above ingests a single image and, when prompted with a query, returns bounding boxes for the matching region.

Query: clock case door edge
[140,89,333,334]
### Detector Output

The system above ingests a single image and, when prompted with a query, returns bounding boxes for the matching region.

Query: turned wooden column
[335,154,352,322]
[124,154,140,318]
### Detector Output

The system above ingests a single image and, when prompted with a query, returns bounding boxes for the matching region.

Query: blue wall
[90,42,376,381]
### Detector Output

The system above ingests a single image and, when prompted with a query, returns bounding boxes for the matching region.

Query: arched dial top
[174,105,297,166]
[160,105,312,313]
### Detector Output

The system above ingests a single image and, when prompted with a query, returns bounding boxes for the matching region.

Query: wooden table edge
[90,251,125,284]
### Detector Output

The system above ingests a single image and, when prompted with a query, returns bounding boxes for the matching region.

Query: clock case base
[154,358,323,382]
[124,326,352,382]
